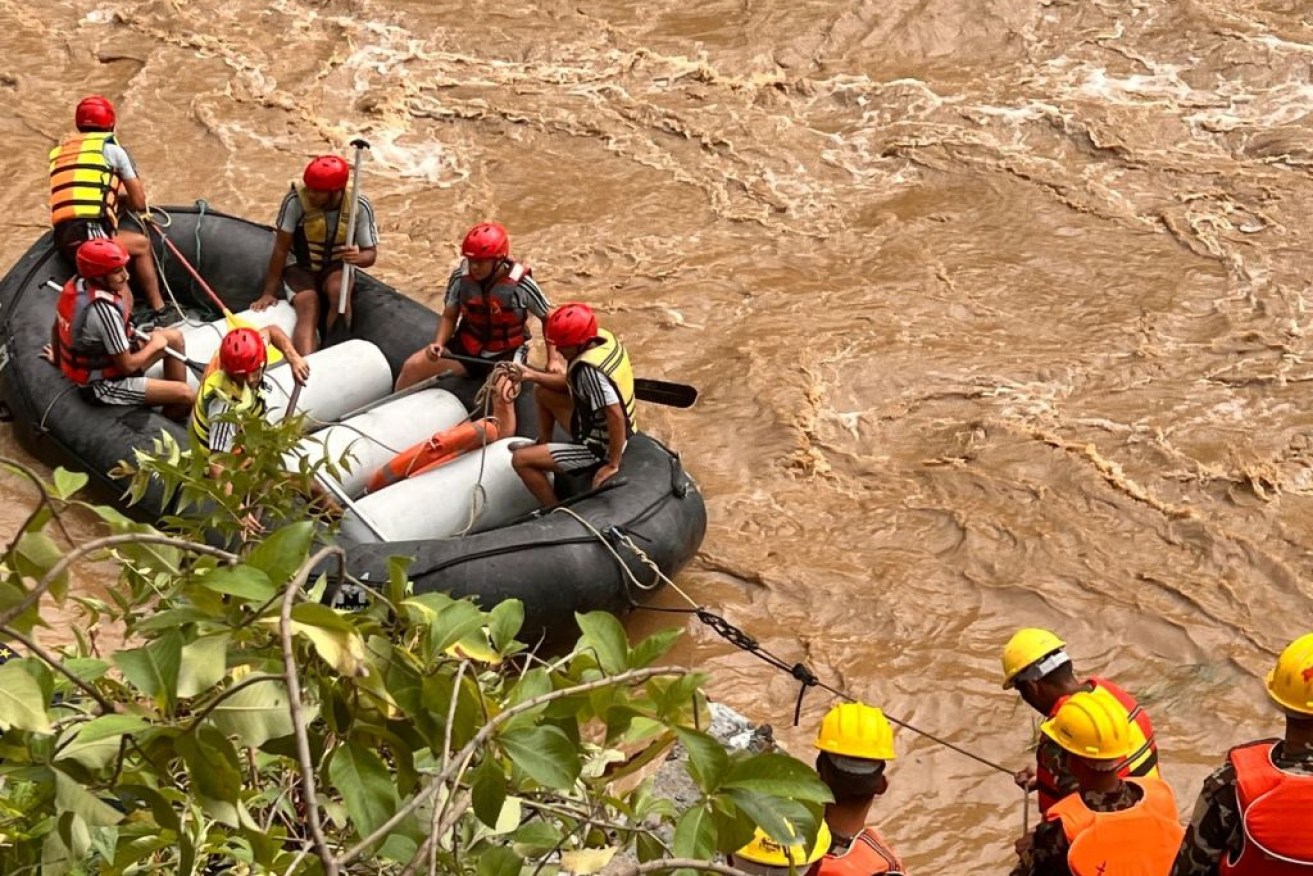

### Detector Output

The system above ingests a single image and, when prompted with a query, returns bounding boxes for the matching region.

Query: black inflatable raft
[0,205,706,641]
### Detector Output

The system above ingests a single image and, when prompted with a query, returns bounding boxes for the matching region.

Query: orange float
[366,418,503,493]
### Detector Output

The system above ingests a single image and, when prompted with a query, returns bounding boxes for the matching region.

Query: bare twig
[186,673,286,730]
[0,456,75,550]
[0,626,117,713]
[613,859,761,876]
[336,666,690,868]
[0,533,240,628]
[281,545,346,876]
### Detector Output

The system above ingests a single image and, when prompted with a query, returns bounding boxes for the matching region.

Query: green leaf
[329,740,418,859]
[487,599,524,651]
[499,725,582,790]
[0,660,53,733]
[575,611,629,674]
[723,788,816,850]
[477,845,523,876]
[54,768,122,827]
[73,714,152,744]
[177,634,229,697]
[722,752,833,803]
[207,675,307,748]
[56,715,150,770]
[114,630,183,710]
[197,566,274,603]
[429,599,488,656]
[51,468,89,500]
[636,832,666,863]
[673,804,716,860]
[12,531,67,598]
[673,727,729,795]
[512,821,563,856]
[245,520,314,585]
[176,726,242,825]
[470,756,507,828]
[628,626,683,668]
[282,603,369,677]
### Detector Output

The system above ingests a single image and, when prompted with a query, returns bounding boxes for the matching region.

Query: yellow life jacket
[49,132,121,228]
[290,180,354,272]
[189,369,266,451]
[568,329,636,454]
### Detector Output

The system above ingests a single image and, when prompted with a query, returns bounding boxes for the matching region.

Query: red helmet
[219,328,267,376]
[75,95,116,131]
[303,155,350,191]
[461,222,510,260]
[545,303,598,348]
[75,238,130,278]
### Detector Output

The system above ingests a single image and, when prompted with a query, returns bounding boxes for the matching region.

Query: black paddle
[436,349,699,408]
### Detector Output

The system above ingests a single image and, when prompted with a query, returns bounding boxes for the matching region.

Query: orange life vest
[452,261,532,356]
[366,418,504,493]
[1038,676,1160,813]
[1047,778,1184,876]
[1218,741,1313,876]
[808,828,905,876]
[55,277,130,385]
[49,132,122,229]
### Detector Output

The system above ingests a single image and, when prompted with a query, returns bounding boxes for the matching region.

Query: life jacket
[49,132,122,229]
[289,181,353,272]
[1218,740,1313,875]
[1047,778,1184,876]
[55,277,130,385]
[1038,676,1160,813]
[568,329,637,456]
[189,369,267,450]
[808,828,905,876]
[366,418,504,493]
[452,260,533,356]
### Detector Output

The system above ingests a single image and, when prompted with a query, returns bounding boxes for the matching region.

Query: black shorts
[451,342,527,380]
[53,219,114,264]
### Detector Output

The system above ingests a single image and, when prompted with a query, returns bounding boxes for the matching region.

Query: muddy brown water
[3,0,1313,869]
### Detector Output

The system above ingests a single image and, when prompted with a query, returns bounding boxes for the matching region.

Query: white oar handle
[338,138,371,316]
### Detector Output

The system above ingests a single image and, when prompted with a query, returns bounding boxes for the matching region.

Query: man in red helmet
[43,238,193,420]
[49,95,170,321]
[252,155,379,355]
[394,221,562,390]
[509,302,636,506]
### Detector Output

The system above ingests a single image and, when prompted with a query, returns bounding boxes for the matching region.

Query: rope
[141,206,211,328]
[458,363,520,536]
[38,385,79,434]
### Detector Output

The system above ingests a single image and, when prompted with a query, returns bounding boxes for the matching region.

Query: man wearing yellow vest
[252,155,379,355]
[1011,688,1183,876]
[510,303,635,506]
[49,95,169,320]
[808,703,907,876]
[1171,632,1313,876]
[1002,629,1161,815]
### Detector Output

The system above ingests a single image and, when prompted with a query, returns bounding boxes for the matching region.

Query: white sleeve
[352,195,379,248]
[275,193,303,234]
[102,142,138,181]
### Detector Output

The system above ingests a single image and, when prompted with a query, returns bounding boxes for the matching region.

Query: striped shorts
[87,376,149,405]
[547,442,606,473]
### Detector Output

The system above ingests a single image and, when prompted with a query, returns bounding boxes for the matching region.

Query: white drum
[144,302,299,385]
[338,438,539,544]
[291,389,469,498]
[265,339,393,425]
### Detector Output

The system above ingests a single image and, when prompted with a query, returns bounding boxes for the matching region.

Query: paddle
[325,138,371,347]
[438,350,699,408]
[149,224,285,366]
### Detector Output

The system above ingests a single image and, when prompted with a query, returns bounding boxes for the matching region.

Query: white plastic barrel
[290,389,469,498]
[144,303,299,385]
[338,438,539,544]
[265,339,393,425]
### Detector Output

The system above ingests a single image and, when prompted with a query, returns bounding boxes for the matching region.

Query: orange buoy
[366,418,503,493]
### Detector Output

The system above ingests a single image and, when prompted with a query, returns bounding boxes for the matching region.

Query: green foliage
[0,415,830,875]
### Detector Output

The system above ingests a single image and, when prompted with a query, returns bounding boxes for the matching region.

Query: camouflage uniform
[1011,783,1142,876]
[1170,739,1313,876]
[1035,737,1078,808]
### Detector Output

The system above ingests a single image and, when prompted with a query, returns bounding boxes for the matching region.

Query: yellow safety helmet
[814,702,896,762]
[1001,628,1068,689]
[1040,687,1133,761]
[1267,633,1313,716]
[732,822,831,874]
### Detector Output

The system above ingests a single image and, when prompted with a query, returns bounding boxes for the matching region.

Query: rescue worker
[509,302,635,506]
[1012,688,1184,876]
[252,155,379,355]
[49,95,169,319]
[394,221,563,391]
[44,239,193,420]
[1002,628,1160,814]
[730,822,831,876]
[1170,632,1313,875]
[810,703,907,875]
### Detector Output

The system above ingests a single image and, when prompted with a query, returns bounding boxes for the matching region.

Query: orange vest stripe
[453,261,532,355]
[808,827,905,876]
[48,132,121,228]
[1218,741,1313,876]
[1048,778,1185,876]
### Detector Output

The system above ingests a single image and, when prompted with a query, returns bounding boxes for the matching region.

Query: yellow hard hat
[1267,633,1313,716]
[814,702,896,761]
[1040,687,1133,761]
[734,821,831,870]
[1001,628,1068,689]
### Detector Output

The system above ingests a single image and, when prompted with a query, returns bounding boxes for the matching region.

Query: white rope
[549,505,693,600]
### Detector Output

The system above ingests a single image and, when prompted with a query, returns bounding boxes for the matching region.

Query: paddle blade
[634,378,698,408]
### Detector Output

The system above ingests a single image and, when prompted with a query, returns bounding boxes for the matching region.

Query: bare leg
[491,371,517,436]
[395,350,468,391]
[117,230,165,311]
[143,376,196,423]
[534,385,572,441]
[322,269,347,334]
[511,443,563,508]
[290,288,320,355]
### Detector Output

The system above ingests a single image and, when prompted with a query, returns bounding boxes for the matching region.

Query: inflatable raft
[0,205,706,641]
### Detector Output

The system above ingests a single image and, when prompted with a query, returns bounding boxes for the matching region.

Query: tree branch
[0,457,75,551]
[613,859,761,876]
[0,627,117,714]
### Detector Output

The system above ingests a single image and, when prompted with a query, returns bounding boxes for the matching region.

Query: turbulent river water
[4,0,1313,869]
